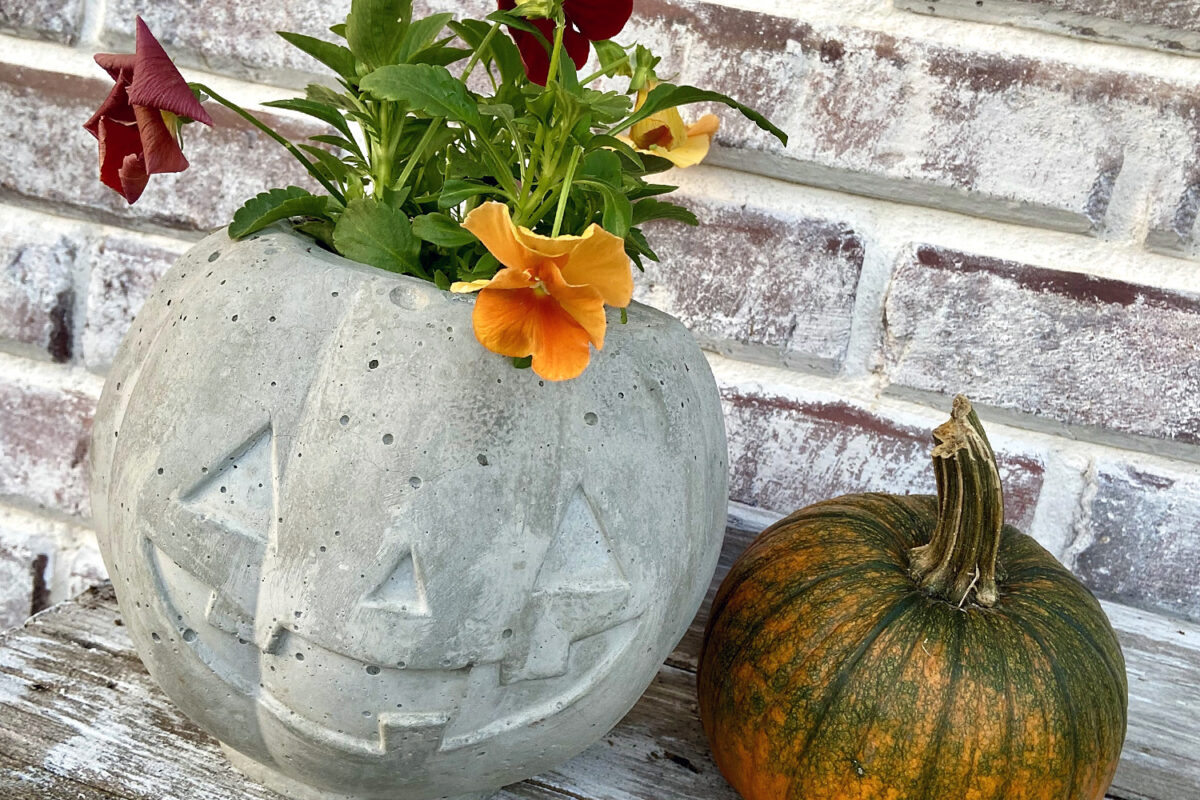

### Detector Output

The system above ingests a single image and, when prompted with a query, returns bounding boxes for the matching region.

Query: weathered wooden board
[1,517,1198,800]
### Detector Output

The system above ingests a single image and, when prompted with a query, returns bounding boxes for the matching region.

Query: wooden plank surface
[1,518,1198,800]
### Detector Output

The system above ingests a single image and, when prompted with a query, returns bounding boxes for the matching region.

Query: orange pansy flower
[452,202,633,381]
[619,84,720,169]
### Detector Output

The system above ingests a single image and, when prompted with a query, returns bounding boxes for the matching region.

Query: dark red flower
[498,0,634,85]
[84,17,213,204]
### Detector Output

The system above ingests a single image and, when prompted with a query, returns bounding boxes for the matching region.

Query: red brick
[1075,461,1200,621]
[0,64,319,234]
[722,387,1045,530]
[881,246,1200,452]
[0,0,83,45]
[0,212,82,363]
[83,234,188,372]
[897,0,1200,56]
[638,197,864,370]
[0,371,96,517]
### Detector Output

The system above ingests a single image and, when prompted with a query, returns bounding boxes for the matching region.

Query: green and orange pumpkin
[698,396,1127,800]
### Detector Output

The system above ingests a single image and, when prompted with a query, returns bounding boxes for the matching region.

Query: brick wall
[2,0,1199,629]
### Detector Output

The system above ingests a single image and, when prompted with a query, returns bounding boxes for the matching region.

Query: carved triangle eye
[364,549,430,616]
[180,424,274,543]
[535,488,628,594]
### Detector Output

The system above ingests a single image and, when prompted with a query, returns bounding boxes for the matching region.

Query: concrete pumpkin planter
[88,227,728,800]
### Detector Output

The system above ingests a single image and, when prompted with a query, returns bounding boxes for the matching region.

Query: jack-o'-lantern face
[92,230,726,799]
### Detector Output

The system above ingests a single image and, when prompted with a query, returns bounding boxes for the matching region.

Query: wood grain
[1,518,1198,799]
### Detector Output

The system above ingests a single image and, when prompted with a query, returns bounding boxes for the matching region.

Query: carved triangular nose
[364,549,430,616]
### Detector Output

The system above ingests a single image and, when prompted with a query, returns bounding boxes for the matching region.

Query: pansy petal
[97,116,144,199]
[127,17,213,125]
[133,104,189,175]
[558,225,633,307]
[462,202,539,273]
[528,302,594,381]
[117,152,150,204]
[94,53,136,81]
[512,225,584,259]
[541,263,608,349]
[657,130,714,168]
[84,77,136,138]
[507,16,556,86]
[631,106,688,151]
[563,0,633,42]
[450,279,492,294]
[688,114,720,138]
[472,285,541,358]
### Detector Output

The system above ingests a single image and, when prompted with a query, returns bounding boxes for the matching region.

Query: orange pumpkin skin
[701,393,1131,800]
[698,493,1127,800]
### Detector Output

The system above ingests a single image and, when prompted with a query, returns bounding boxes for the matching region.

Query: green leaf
[511,355,533,369]
[615,83,788,145]
[593,40,630,78]
[412,213,477,247]
[346,0,411,69]
[397,13,453,63]
[294,219,337,249]
[580,149,622,187]
[305,83,357,111]
[309,134,364,160]
[409,45,472,68]
[360,64,482,128]
[277,32,358,81]
[228,187,332,239]
[632,198,699,226]
[262,97,353,139]
[333,197,424,276]
[297,144,350,182]
[585,135,643,170]
[576,180,632,238]
[433,270,452,291]
[330,23,347,38]
[625,226,657,270]
[580,89,632,125]
[438,179,499,209]
[450,19,524,85]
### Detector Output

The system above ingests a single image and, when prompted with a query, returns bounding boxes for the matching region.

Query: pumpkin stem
[909,395,1004,608]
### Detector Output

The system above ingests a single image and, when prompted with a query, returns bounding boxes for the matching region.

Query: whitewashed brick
[881,245,1200,455]
[897,0,1200,56]
[638,197,864,371]
[83,235,188,372]
[1075,460,1200,621]
[722,386,1046,530]
[0,369,96,517]
[0,212,84,363]
[0,543,35,630]
[0,0,84,45]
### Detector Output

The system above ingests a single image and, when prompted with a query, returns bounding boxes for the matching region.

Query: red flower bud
[84,17,212,204]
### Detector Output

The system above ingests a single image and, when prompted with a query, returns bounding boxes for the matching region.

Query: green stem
[909,395,1005,608]
[460,22,502,84]
[190,83,345,204]
[394,118,442,193]
[551,146,581,236]
[580,54,630,85]
[544,22,567,87]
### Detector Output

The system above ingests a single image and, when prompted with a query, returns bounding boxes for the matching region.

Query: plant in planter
[698,396,1128,800]
[85,2,785,800]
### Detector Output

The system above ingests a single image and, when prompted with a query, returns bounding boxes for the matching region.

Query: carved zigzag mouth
[142,536,640,758]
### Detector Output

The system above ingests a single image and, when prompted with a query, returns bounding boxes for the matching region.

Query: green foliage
[204,0,785,289]
[229,187,333,238]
